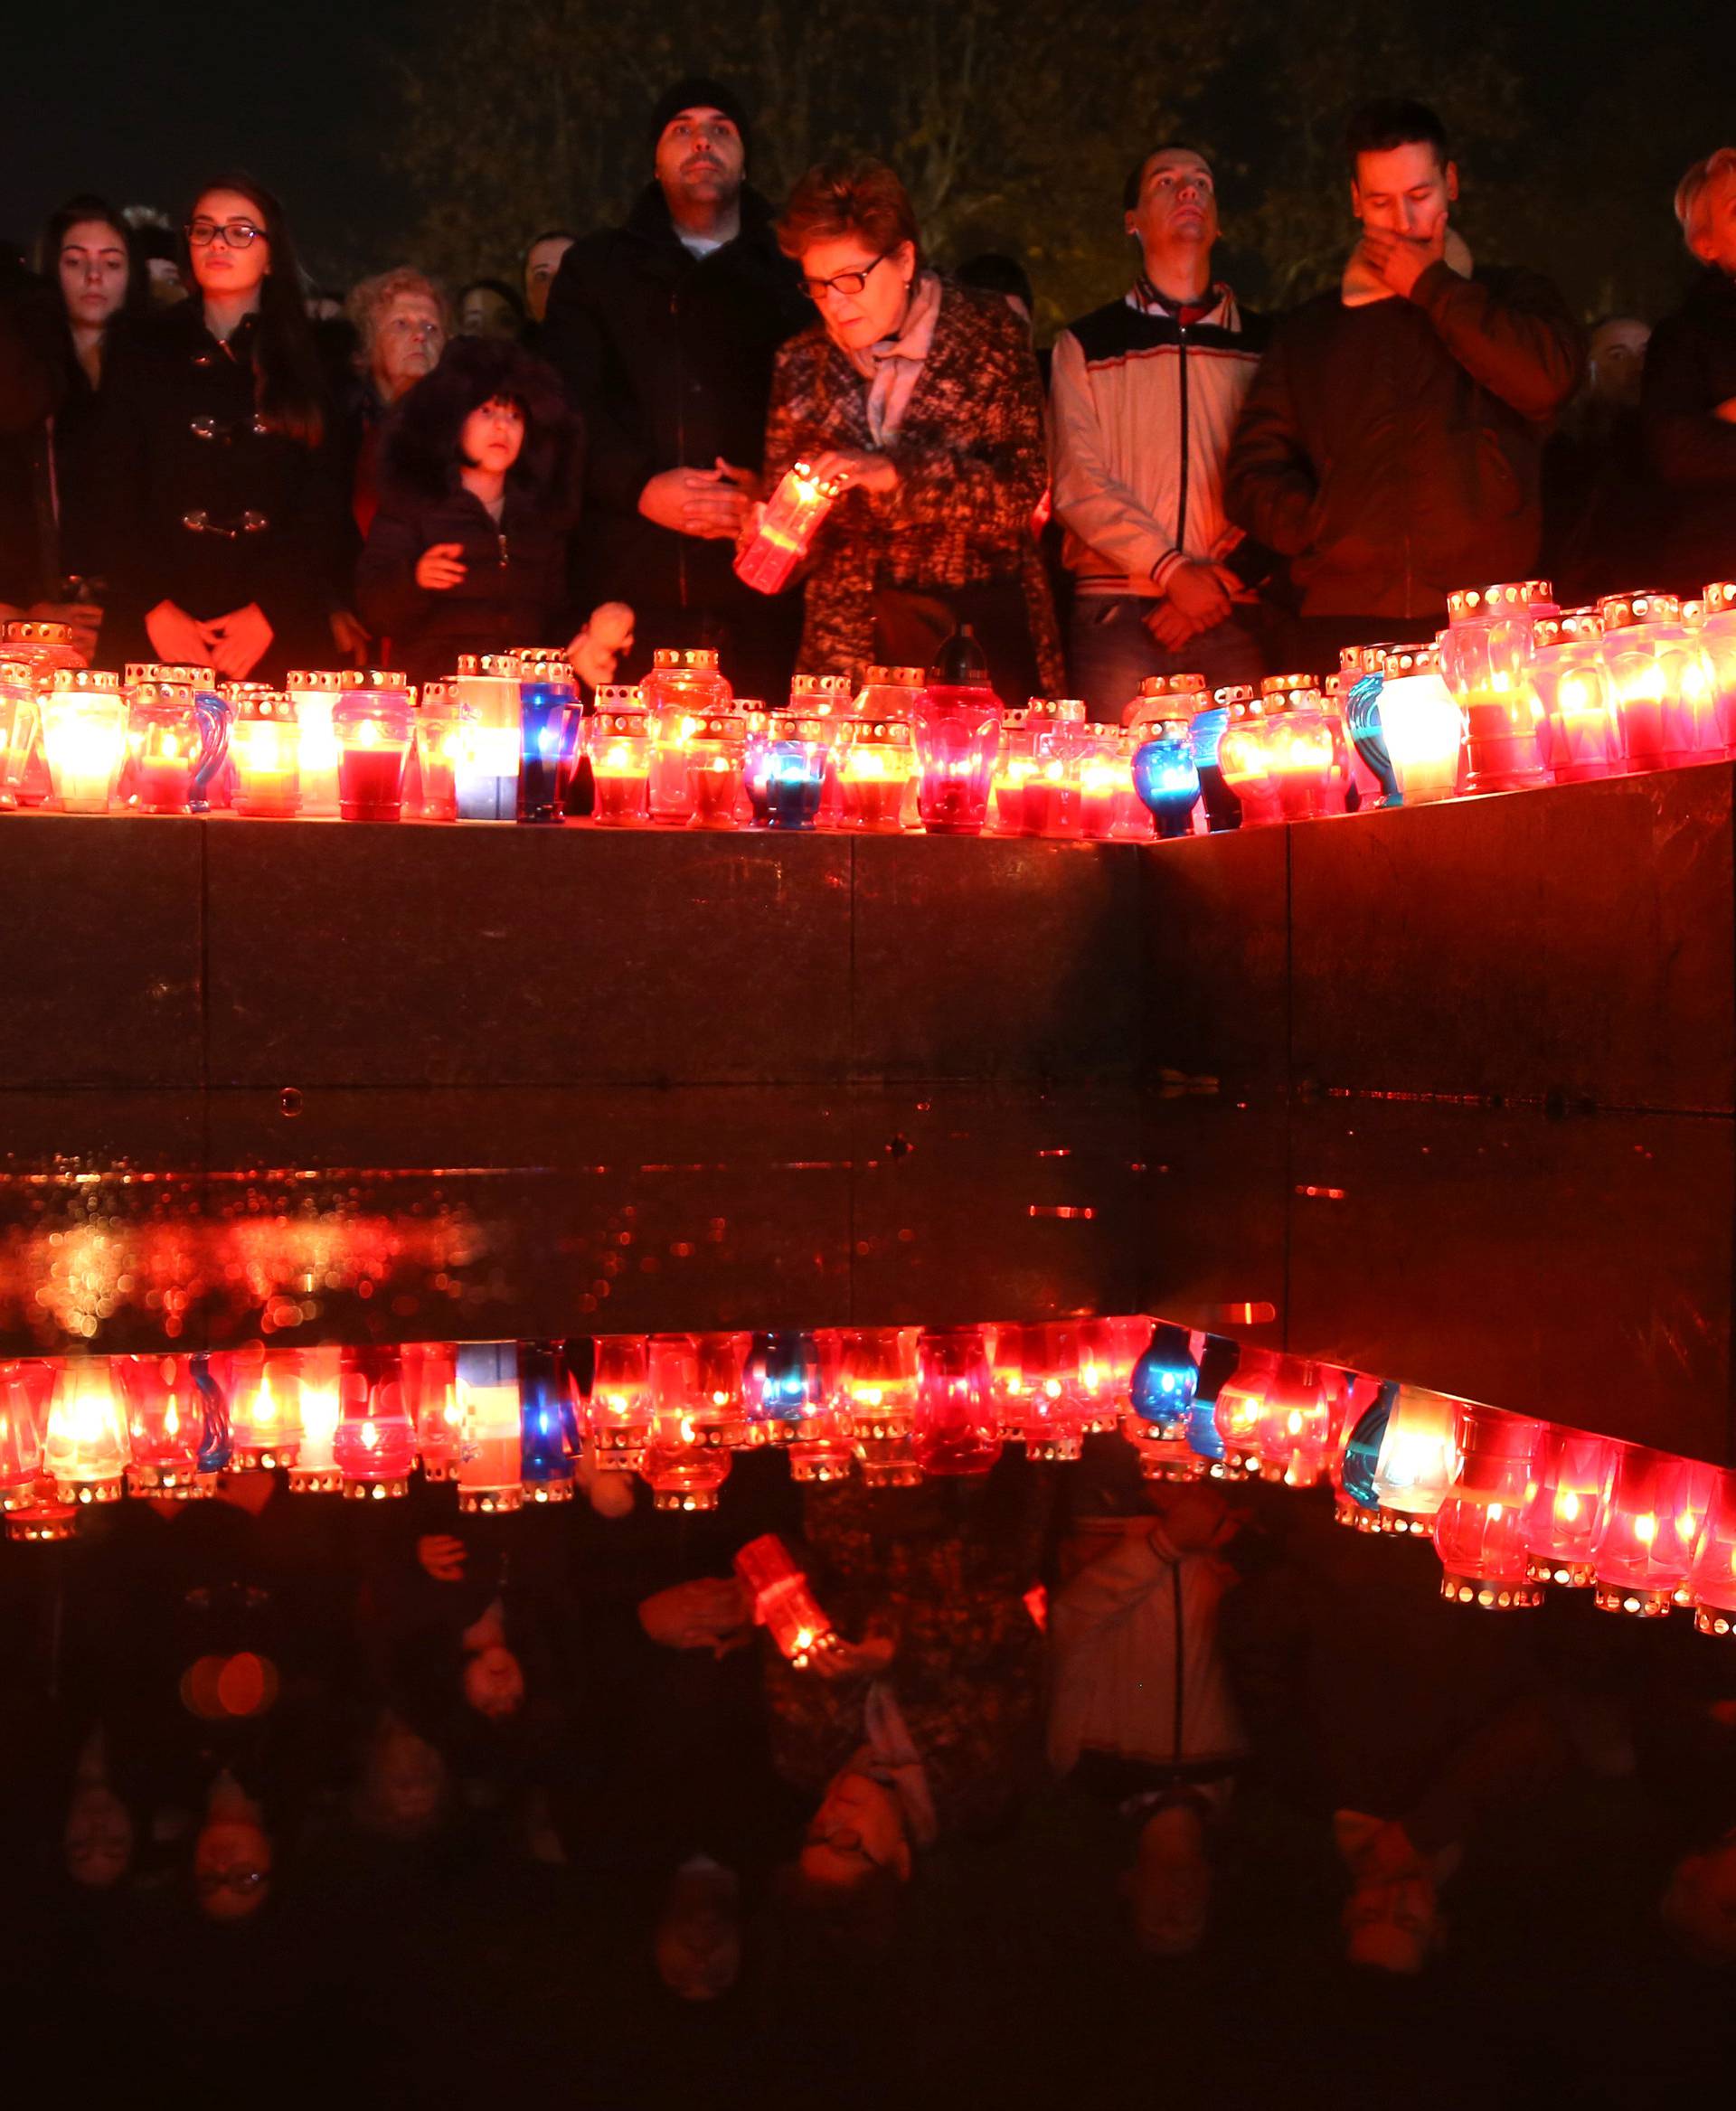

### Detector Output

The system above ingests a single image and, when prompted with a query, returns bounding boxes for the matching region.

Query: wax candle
[838,718,914,830]
[412,683,459,821]
[516,656,578,824]
[227,690,302,816]
[585,691,653,825]
[1700,582,1736,749]
[734,463,844,594]
[1377,644,1465,803]
[42,669,128,813]
[451,655,523,819]
[911,629,1003,835]
[759,715,828,829]
[333,680,413,822]
[286,670,345,815]
[1442,580,1551,792]
[1133,721,1201,838]
[1258,675,1349,821]
[1528,613,1618,784]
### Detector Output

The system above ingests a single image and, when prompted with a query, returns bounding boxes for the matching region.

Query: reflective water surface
[3,1086,1733,2107]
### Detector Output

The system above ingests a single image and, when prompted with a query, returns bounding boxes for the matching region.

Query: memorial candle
[584,691,652,824]
[911,627,1003,835]
[414,683,461,821]
[1700,582,1736,748]
[452,654,523,819]
[1214,693,1282,827]
[1442,580,1551,792]
[454,1342,524,1514]
[286,669,344,815]
[734,460,844,594]
[1528,611,1618,784]
[227,689,302,816]
[838,715,915,829]
[759,714,828,829]
[1376,644,1464,803]
[42,669,128,813]
[333,676,412,821]
[514,652,578,824]
[1132,716,1202,838]
[1259,674,1349,820]
[127,675,203,813]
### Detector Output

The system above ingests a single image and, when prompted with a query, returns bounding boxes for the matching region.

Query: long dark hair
[382,336,582,522]
[35,193,146,311]
[184,171,327,448]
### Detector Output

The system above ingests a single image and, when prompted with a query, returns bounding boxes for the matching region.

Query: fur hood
[380,335,582,521]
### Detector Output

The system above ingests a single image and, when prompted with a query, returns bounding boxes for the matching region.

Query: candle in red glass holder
[5,1481,79,1544]
[734,461,844,594]
[1434,1403,1546,1608]
[1441,580,1551,791]
[226,688,303,816]
[1528,611,1619,784]
[584,689,653,825]
[587,1334,653,1470]
[991,1322,1086,1460]
[1017,699,1090,839]
[1252,1358,1337,1486]
[333,677,412,821]
[838,715,916,830]
[0,657,38,809]
[127,674,203,812]
[1590,1444,1718,1616]
[333,1346,415,1498]
[1258,674,1349,820]
[732,1531,839,1667]
[1211,1345,1278,1479]
[1105,725,1159,840]
[44,1360,131,1505]
[914,1325,1001,1475]
[646,1334,742,1496]
[1215,693,1283,827]
[911,627,1003,835]
[1521,1426,1619,1586]
[1684,1469,1736,1635]
[839,1326,920,1475]
[1078,728,1131,842]
[0,1361,51,1510]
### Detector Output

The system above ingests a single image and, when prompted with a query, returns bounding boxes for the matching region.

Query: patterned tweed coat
[762,280,1063,692]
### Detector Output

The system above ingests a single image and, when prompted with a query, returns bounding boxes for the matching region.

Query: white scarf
[844,270,944,446]
[1341,225,1475,308]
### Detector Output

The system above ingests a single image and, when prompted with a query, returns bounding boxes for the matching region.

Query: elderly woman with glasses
[760,158,1061,700]
[92,173,355,680]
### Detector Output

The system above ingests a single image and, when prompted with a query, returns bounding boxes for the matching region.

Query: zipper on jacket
[672,279,689,611]
[1175,325,1192,556]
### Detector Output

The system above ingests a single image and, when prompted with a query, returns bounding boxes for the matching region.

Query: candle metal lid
[1597,590,1679,630]
[1381,642,1442,677]
[454,654,521,679]
[51,666,123,693]
[127,662,216,687]
[1447,580,1550,620]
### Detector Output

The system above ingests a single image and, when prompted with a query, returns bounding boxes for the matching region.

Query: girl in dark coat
[357,335,631,689]
[93,173,358,683]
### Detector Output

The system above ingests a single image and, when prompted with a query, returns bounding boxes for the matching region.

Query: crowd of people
[3,80,1734,721]
[5,1370,1736,2102]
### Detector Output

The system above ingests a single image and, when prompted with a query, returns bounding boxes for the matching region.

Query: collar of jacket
[622,180,781,259]
[155,297,260,363]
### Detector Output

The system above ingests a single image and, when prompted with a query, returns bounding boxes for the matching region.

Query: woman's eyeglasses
[801,253,889,302]
[187,219,266,250]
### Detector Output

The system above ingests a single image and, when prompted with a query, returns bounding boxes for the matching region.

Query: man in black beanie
[542,78,813,700]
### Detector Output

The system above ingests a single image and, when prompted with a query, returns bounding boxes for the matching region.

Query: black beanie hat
[647,77,753,165]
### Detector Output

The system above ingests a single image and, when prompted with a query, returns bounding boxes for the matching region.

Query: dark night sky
[4,0,1732,297]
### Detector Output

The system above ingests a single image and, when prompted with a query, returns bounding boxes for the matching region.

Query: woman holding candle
[356,336,631,691]
[761,158,1061,702]
[92,174,355,684]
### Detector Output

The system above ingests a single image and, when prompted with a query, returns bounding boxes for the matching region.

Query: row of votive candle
[10,1324,1736,1639]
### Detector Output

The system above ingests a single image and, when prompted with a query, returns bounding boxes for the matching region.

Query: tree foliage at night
[392,0,1694,324]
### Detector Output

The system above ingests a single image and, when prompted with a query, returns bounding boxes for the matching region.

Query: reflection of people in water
[193,1768,274,1924]
[1048,1472,1249,1956]
[763,1466,1047,1948]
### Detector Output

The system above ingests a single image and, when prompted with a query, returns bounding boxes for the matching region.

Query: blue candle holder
[517,666,579,825]
[751,1330,822,1428]
[187,687,231,815]
[1339,1380,1399,1514]
[1187,699,1243,831]
[761,737,826,830]
[517,1340,574,1498]
[1132,731,1202,840]
[1344,669,1401,806]
[1130,1321,1199,1430]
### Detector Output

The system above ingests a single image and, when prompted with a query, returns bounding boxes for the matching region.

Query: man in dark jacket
[1225,100,1582,674]
[1644,148,1736,596]
[542,78,813,702]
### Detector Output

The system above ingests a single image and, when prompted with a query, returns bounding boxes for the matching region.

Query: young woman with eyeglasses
[93,173,354,680]
[760,158,1061,701]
